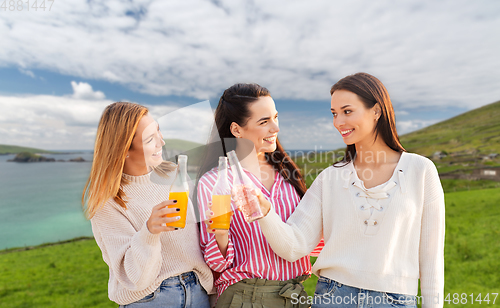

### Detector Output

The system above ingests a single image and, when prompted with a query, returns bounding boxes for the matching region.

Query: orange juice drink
[166,191,189,228]
[210,194,232,230]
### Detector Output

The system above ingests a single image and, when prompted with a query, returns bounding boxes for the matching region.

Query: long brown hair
[197,83,307,197]
[331,73,405,165]
[82,102,175,219]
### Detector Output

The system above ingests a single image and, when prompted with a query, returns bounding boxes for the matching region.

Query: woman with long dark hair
[197,83,318,308]
[254,73,445,308]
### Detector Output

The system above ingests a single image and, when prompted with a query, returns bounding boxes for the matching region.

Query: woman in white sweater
[82,102,213,307]
[252,73,445,308]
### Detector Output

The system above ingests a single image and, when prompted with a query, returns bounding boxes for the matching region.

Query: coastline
[0,236,95,255]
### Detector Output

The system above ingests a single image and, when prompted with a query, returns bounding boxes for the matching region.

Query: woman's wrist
[214,231,229,257]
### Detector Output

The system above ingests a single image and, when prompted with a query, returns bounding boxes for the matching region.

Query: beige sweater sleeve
[91,202,162,292]
[419,159,445,308]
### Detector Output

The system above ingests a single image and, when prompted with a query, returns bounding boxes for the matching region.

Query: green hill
[398,100,500,176]
[0,144,56,155]
[163,138,203,150]
[163,138,205,166]
[399,100,500,156]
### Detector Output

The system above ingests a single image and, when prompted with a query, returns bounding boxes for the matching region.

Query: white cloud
[1,1,500,150]
[156,101,215,145]
[277,114,344,150]
[0,84,215,150]
[0,93,111,149]
[0,0,499,109]
[70,81,106,100]
[397,119,441,135]
[18,68,35,78]
[0,84,449,150]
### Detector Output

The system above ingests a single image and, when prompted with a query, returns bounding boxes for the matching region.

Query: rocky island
[8,152,86,163]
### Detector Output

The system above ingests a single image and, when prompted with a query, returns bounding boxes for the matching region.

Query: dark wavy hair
[331,73,405,166]
[197,83,307,197]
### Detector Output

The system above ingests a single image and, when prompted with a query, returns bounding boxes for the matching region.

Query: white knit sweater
[259,152,445,308]
[91,169,214,305]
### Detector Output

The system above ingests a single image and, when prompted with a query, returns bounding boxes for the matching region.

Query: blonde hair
[82,102,174,219]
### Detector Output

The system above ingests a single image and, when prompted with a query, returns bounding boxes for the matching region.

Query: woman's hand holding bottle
[254,189,271,216]
[231,187,272,217]
[205,203,231,235]
[205,202,230,257]
[147,200,181,234]
[227,150,265,222]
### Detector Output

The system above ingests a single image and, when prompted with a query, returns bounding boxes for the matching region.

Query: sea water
[0,152,94,250]
[0,149,328,250]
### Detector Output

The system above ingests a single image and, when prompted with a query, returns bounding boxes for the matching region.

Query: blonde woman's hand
[147,200,181,234]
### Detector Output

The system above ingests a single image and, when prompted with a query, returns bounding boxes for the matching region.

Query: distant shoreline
[7,152,91,163]
[0,236,95,255]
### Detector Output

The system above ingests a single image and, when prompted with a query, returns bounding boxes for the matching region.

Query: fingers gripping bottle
[227,150,263,223]
[167,155,189,228]
[209,157,232,230]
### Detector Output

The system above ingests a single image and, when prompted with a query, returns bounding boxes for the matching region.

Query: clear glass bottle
[227,150,263,223]
[210,157,232,230]
[167,155,189,229]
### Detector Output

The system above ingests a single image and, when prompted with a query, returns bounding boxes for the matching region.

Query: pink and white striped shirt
[198,167,315,298]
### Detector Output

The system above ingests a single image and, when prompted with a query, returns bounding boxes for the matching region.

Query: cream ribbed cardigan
[91,170,214,305]
[259,152,445,308]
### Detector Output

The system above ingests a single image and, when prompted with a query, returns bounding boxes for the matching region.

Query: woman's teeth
[263,136,276,143]
[341,129,354,136]
[152,150,162,157]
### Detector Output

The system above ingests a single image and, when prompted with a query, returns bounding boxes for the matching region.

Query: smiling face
[232,96,279,156]
[331,89,380,146]
[126,113,165,173]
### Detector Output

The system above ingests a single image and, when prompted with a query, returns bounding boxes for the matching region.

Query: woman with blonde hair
[83,102,213,307]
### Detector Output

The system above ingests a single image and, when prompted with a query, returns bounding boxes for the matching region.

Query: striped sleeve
[202,233,235,272]
[197,171,235,272]
[310,238,325,257]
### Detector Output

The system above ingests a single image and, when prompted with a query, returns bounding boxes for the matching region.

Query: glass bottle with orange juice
[167,155,189,229]
[209,156,232,230]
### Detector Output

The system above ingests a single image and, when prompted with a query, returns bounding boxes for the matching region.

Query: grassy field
[1,188,499,307]
[0,238,113,308]
[441,179,500,193]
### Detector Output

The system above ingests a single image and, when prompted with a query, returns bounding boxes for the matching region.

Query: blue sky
[1,0,499,150]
